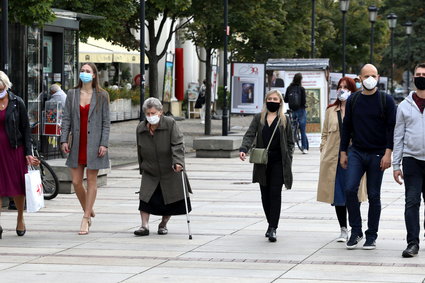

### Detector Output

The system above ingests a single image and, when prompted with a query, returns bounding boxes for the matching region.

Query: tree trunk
[148,56,159,97]
[204,48,212,135]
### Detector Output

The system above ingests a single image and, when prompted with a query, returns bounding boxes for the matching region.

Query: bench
[193,136,243,158]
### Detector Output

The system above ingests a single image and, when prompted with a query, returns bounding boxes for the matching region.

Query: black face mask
[266,102,280,112]
[414,77,425,90]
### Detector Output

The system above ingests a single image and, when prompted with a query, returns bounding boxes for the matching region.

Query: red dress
[78,104,90,165]
[0,110,27,196]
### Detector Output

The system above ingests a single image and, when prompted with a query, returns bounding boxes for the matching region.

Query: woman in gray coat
[134,98,191,236]
[60,63,110,235]
[240,90,294,242]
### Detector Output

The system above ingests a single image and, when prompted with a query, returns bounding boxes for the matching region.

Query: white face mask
[337,89,351,101]
[0,89,7,99]
[146,115,160,125]
[362,76,378,90]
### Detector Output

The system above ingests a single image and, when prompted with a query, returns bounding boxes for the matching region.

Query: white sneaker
[302,149,308,154]
[336,227,348,242]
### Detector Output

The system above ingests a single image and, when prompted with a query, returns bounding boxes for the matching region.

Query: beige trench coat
[136,116,191,205]
[317,105,367,204]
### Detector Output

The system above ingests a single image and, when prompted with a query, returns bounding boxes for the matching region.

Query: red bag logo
[36,184,43,196]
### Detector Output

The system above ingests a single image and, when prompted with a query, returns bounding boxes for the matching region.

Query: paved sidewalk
[1,146,424,282]
[0,117,424,282]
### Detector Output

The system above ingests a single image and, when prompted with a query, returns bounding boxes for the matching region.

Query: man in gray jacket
[393,63,425,258]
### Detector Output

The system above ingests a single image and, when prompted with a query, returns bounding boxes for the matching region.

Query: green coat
[136,116,190,204]
[240,113,294,190]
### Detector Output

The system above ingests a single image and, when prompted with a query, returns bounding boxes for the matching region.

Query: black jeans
[403,157,425,245]
[260,161,284,229]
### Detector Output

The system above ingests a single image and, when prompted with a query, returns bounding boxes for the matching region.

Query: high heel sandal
[85,209,95,218]
[16,222,26,237]
[78,217,91,235]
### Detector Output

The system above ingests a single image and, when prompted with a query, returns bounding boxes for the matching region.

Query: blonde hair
[0,71,12,89]
[260,89,287,127]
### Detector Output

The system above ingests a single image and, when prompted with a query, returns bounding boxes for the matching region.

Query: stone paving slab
[1,146,425,282]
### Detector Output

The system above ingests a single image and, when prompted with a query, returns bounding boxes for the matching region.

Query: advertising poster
[211,65,218,101]
[282,71,327,132]
[231,63,265,114]
[269,70,286,97]
[163,61,174,103]
[305,88,321,123]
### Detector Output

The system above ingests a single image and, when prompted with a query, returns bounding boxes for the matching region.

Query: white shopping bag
[25,169,45,212]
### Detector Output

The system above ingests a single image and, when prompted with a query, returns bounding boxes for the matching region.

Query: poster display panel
[163,60,174,103]
[211,65,218,101]
[231,63,265,114]
[281,71,327,132]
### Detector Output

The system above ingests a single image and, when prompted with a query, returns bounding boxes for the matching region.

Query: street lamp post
[340,0,350,76]
[387,13,397,95]
[139,0,146,121]
[310,0,316,58]
[222,0,229,136]
[405,21,413,94]
[368,6,378,64]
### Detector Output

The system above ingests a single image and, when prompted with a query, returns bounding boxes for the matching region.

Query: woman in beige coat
[134,98,191,236]
[317,77,367,242]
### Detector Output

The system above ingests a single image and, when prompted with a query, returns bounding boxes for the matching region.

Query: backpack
[350,91,387,119]
[287,85,302,111]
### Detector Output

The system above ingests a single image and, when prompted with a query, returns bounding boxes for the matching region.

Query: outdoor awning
[79,42,113,63]
[79,37,148,64]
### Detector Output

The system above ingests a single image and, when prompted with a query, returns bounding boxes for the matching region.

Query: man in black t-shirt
[340,64,396,250]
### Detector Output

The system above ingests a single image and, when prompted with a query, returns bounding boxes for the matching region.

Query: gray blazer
[60,88,110,169]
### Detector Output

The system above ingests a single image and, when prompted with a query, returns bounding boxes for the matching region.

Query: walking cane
[181,170,192,240]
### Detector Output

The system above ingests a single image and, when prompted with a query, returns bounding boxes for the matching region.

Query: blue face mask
[355,82,362,89]
[79,72,93,83]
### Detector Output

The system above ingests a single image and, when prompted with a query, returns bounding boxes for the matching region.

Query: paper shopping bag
[25,169,45,212]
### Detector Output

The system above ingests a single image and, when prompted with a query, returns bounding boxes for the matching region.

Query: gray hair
[0,71,12,89]
[50,84,61,92]
[142,97,163,113]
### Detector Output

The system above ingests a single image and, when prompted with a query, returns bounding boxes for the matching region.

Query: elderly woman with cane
[134,97,192,236]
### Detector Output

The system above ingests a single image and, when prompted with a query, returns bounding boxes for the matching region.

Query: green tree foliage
[230,0,288,62]
[53,0,191,98]
[53,0,139,49]
[380,0,425,81]
[9,0,55,26]
[318,0,388,74]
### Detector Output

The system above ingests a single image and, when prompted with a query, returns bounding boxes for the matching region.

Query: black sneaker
[402,243,419,258]
[363,238,376,250]
[346,234,363,249]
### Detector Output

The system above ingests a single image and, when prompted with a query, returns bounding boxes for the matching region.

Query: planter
[109,99,140,121]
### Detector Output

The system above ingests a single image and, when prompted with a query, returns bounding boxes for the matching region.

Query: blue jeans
[345,148,384,241]
[403,157,425,245]
[293,109,309,150]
